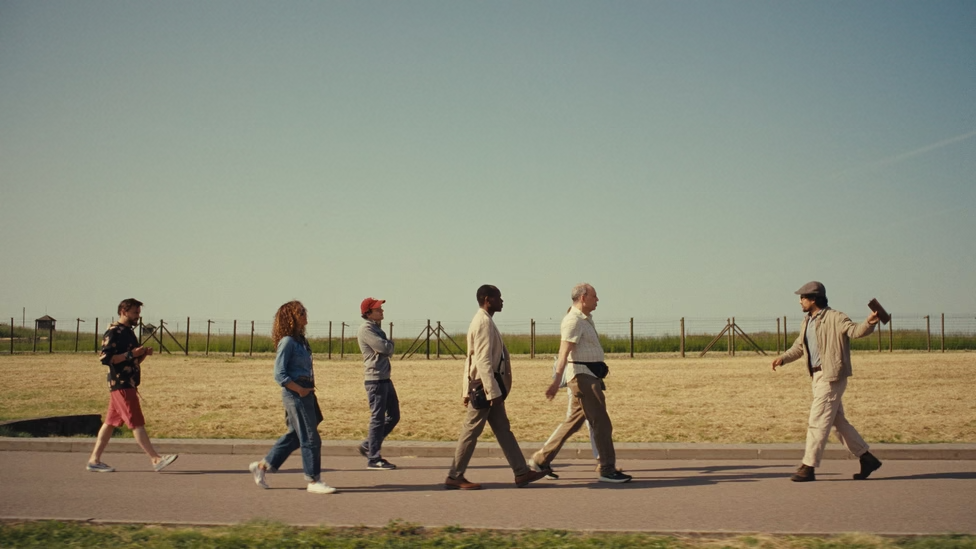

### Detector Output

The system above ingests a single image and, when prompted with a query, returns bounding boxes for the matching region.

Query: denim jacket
[274,336,314,388]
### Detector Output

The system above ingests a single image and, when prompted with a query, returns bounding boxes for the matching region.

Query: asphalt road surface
[2,451,974,534]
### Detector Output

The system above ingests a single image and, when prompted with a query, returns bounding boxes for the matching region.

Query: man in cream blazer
[445,285,546,490]
[772,281,882,482]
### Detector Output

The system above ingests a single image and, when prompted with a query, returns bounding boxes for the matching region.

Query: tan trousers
[803,372,870,468]
[448,399,529,479]
[532,374,616,475]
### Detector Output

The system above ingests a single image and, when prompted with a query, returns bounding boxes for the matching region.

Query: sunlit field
[1,352,973,443]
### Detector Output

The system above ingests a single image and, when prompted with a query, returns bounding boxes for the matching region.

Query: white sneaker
[153,454,179,472]
[307,481,337,494]
[249,461,269,489]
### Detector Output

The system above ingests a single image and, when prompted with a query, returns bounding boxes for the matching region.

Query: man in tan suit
[772,281,883,482]
[445,285,547,490]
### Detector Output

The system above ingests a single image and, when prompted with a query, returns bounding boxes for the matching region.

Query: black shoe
[358,442,368,457]
[598,470,632,483]
[367,458,396,470]
[853,452,882,480]
[790,464,816,482]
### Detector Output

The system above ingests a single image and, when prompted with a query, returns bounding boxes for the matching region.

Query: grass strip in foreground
[0,520,974,549]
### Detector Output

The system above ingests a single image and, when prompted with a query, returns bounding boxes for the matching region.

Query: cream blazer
[461,308,513,400]
[779,308,876,381]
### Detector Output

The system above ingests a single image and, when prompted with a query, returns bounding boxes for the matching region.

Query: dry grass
[1,352,973,443]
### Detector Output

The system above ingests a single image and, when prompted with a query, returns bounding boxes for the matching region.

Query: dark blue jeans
[364,379,400,461]
[264,389,322,482]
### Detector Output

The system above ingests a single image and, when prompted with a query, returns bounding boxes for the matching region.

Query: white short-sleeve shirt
[561,307,604,383]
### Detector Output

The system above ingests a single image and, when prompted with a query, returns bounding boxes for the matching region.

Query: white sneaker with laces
[249,461,269,489]
[307,481,337,494]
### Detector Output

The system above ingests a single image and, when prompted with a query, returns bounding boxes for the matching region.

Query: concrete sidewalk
[3,437,975,460]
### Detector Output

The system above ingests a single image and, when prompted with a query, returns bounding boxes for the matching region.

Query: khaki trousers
[532,374,616,475]
[803,372,870,468]
[448,399,529,479]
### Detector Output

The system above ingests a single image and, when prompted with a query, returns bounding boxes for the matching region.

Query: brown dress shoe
[514,469,548,487]
[444,475,481,490]
[790,464,816,482]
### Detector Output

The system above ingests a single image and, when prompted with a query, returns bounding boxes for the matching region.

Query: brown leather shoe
[514,469,548,487]
[790,464,816,482]
[444,475,481,490]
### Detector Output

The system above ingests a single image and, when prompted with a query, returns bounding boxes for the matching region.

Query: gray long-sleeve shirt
[358,320,394,381]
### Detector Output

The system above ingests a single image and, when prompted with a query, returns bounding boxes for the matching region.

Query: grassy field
[0,521,974,549]
[1,352,973,444]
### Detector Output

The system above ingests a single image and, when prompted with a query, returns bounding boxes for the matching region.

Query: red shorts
[105,388,145,429]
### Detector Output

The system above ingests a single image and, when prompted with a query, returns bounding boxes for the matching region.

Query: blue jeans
[364,380,400,461]
[264,389,322,482]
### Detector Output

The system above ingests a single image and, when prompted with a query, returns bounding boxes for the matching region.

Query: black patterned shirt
[99,323,141,391]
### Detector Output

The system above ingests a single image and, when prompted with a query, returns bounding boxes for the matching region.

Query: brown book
[868,298,890,325]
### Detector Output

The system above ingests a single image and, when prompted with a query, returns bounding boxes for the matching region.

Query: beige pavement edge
[2,437,974,460]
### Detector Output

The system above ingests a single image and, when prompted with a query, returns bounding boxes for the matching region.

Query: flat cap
[795,281,826,296]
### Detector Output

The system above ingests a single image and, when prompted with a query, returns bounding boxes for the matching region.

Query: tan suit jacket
[461,308,513,400]
[778,308,876,381]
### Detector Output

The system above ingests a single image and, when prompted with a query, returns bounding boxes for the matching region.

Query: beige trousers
[803,372,870,468]
[448,399,529,479]
[532,374,616,475]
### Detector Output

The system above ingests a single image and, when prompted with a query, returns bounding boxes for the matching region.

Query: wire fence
[3,313,975,357]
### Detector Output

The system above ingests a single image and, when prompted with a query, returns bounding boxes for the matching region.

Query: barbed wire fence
[3,312,975,357]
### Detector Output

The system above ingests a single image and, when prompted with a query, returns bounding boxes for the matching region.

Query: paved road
[2,450,974,534]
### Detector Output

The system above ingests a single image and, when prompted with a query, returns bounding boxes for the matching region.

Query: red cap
[360,297,386,315]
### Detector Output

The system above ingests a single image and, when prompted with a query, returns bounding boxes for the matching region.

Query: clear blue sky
[2,1,974,330]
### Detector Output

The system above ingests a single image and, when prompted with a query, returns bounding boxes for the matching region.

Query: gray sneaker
[86,462,115,473]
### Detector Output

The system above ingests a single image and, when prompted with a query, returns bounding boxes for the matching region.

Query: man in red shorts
[86,298,178,473]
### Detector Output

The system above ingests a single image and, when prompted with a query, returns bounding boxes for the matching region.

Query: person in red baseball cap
[357,297,399,470]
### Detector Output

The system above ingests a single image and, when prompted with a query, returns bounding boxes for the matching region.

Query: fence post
[10,317,14,354]
[629,317,634,358]
[941,313,945,353]
[341,322,347,359]
[206,320,213,356]
[773,318,777,354]
[530,319,535,359]
[249,321,254,357]
[185,317,190,356]
[436,321,442,358]
[680,317,685,357]
[389,322,394,345]
[75,318,81,352]
[328,321,332,359]
[426,319,431,359]
[888,314,893,352]
[232,320,237,357]
[731,317,736,357]
[32,320,37,352]
[925,315,930,352]
[726,318,732,356]
[783,316,787,351]
[94,318,99,354]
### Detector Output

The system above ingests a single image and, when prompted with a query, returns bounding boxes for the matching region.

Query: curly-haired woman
[249,301,336,494]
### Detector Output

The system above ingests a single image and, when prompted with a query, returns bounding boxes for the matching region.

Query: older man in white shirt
[531,283,631,483]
